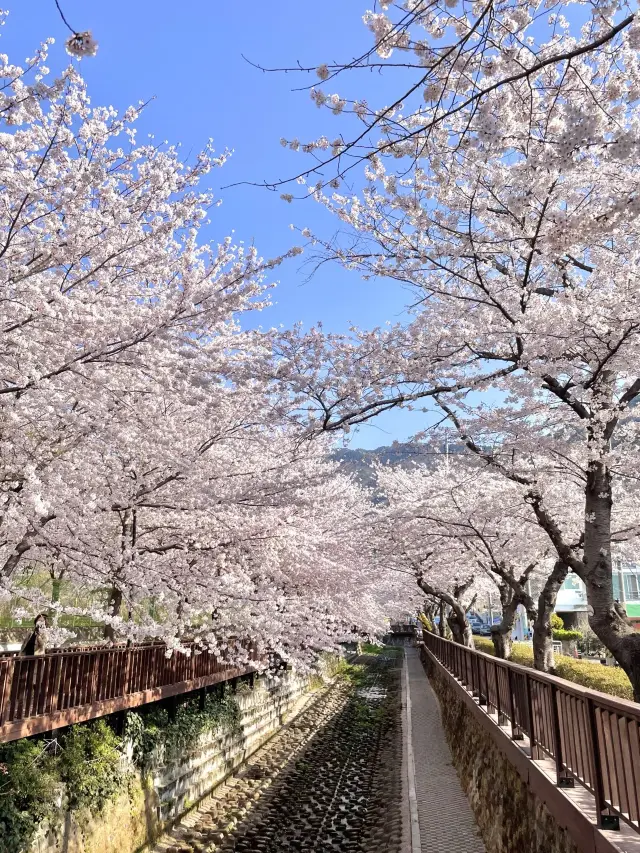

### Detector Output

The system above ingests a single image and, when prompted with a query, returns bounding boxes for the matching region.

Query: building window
[613,574,622,601]
[562,573,583,591]
[625,573,640,601]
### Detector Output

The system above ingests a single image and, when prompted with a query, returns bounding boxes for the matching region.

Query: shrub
[58,719,129,815]
[473,637,633,701]
[473,637,495,656]
[0,739,59,853]
[553,628,583,642]
[125,693,241,769]
[0,720,131,853]
[553,658,633,701]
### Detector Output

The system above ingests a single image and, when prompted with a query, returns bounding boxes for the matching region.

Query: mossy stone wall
[31,672,310,853]
[423,652,580,853]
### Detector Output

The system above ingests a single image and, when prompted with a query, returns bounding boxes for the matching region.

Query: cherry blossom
[0,23,400,666]
[278,0,640,690]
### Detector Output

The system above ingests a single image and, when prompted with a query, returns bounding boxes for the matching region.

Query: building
[556,565,640,630]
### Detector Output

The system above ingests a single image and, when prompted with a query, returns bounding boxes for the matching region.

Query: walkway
[404,646,486,853]
[149,650,486,853]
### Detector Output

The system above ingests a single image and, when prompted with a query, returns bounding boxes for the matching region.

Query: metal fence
[0,640,258,743]
[423,631,640,833]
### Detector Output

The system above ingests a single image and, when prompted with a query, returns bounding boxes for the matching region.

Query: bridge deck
[404,646,486,853]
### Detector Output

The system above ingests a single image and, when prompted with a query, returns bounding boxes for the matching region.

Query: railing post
[50,654,63,715]
[550,683,568,784]
[586,696,619,830]
[123,647,133,696]
[525,672,538,759]
[0,659,14,726]
[497,666,508,726]
[472,650,481,698]
[478,654,488,706]
[507,666,523,740]
[89,652,99,707]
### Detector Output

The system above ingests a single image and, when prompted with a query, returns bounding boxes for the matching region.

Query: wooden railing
[0,641,258,743]
[423,631,640,834]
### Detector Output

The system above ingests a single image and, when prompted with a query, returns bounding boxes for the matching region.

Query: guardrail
[423,631,640,834]
[0,641,258,743]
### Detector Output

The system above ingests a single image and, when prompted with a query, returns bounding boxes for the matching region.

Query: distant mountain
[333,441,463,489]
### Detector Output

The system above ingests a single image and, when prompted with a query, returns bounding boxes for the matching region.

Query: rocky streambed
[152,652,404,853]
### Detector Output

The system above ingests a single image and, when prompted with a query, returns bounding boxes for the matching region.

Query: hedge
[472,637,634,702]
[552,628,583,642]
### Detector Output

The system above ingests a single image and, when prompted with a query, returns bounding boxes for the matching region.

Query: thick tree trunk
[421,599,438,633]
[417,578,474,647]
[104,509,136,642]
[579,461,640,697]
[51,574,64,604]
[533,560,569,672]
[447,602,474,647]
[491,592,519,659]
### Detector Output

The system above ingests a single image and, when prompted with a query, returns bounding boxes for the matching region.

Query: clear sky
[7,1,433,448]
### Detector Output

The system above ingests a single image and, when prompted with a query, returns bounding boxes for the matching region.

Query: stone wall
[32,671,311,853]
[421,648,580,853]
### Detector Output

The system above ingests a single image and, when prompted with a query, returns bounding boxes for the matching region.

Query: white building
[556,565,640,629]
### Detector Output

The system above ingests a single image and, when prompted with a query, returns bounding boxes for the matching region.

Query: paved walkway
[404,647,486,853]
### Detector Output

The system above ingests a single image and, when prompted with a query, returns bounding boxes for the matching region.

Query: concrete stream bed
[151,653,404,853]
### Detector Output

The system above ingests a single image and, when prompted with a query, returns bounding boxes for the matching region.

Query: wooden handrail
[0,640,260,744]
[423,631,640,833]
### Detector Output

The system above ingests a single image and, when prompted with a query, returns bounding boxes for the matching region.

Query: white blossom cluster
[0,32,402,665]
[276,0,640,678]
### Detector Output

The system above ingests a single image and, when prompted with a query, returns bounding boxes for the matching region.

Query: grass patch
[360,643,403,657]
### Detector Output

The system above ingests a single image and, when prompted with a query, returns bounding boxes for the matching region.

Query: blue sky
[6,1,432,448]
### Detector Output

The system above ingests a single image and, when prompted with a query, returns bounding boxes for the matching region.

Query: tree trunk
[438,600,446,638]
[532,560,569,672]
[104,586,123,641]
[420,599,438,633]
[51,576,62,604]
[447,601,474,647]
[417,578,474,647]
[580,459,640,699]
[491,592,519,659]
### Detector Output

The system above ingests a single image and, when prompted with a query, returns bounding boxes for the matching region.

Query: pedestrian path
[404,647,486,853]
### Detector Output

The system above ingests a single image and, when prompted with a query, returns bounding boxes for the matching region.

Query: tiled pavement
[404,647,486,853]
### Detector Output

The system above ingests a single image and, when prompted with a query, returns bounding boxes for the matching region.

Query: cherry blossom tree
[0,20,402,666]
[373,458,572,663]
[275,1,640,694]
[267,0,636,194]
[371,461,497,647]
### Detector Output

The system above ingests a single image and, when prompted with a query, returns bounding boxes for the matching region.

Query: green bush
[126,693,241,769]
[0,718,134,853]
[58,719,128,815]
[553,628,583,642]
[0,690,245,851]
[473,637,633,700]
[473,637,496,655]
[554,658,633,701]
[0,739,59,853]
